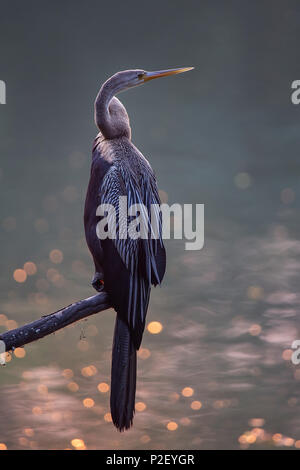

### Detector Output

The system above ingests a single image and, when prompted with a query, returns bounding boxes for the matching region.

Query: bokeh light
[147,321,163,334]
[23,261,37,276]
[83,398,95,408]
[135,402,147,412]
[104,413,112,423]
[71,438,86,450]
[167,421,178,431]
[138,348,151,359]
[62,369,73,379]
[13,269,27,283]
[67,382,79,392]
[191,400,202,410]
[182,387,194,397]
[49,249,63,264]
[97,382,109,393]
[14,348,26,358]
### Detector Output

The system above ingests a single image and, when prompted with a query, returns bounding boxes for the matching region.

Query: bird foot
[92,272,104,292]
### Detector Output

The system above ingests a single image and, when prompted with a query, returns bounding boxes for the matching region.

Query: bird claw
[92,272,104,292]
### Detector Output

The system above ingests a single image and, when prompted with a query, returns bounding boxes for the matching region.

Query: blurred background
[0,0,300,450]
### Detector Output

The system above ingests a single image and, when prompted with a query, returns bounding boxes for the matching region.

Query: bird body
[84,67,192,430]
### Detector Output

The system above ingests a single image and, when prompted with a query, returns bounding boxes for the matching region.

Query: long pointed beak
[143,67,194,82]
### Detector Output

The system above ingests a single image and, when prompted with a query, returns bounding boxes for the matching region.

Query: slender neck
[95,76,131,140]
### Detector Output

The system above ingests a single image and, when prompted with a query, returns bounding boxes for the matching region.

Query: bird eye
[137,73,144,80]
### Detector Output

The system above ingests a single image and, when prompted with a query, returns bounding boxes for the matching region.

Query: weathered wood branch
[0,292,111,352]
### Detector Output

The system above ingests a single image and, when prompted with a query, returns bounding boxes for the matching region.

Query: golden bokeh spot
[81,367,90,377]
[282,349,292,361]
[24,428,34,437]
[81,365,97,377]
[104,412,112,423]
[49,249,63,264]
[83,398,95,408]
[97,382,109,393]
[136,402,147,412]
[138,348,151,359]
[6,319,18,330]
[167,421,178,431]
[71,438,86,450]
[13,269,27,283]
[14,348,26,358]
[238,434,247,444]
[67,382,79,392]
[247,286,264,300]
[272,433,282,443]
[24,262,37,276]
[283,437,294,447]
[140,435,151,444]
[181,387,194,397]
[147,321,163,334]
[180,417,191,426]
[191,400,202,410]
[249,324,262,336]
[37,384,48,395]
[62,368,74,379]
[246,434,256,444]
[295,440,300,448]
[0,314,7,325]
[32,407,42,416]
[0,443,7,450]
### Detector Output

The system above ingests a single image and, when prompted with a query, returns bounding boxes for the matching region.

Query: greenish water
[0,0,300,450]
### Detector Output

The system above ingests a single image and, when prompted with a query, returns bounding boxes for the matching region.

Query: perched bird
[84,67,193,431]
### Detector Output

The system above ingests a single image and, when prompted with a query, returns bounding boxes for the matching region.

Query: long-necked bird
[84,67,193,431]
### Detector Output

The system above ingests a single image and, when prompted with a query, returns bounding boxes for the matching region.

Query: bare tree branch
[0,292,111,352]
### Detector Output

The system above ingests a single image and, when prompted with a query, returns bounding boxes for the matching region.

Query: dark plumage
[84,67,192,431]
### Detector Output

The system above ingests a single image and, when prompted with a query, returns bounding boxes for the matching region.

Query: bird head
[111,67,194,93]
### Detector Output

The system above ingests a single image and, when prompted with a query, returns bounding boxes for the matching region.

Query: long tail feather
[110,316,136,431]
